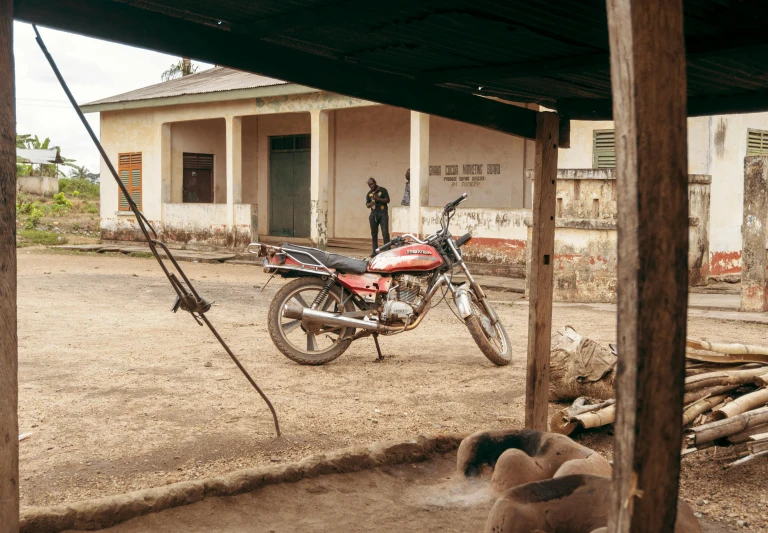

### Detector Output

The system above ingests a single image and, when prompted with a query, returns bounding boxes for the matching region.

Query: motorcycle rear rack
[247,242,336,277]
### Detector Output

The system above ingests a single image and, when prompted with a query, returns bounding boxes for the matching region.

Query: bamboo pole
[686,406,768,446]
[726,423,768,444]
[684,367,768,392]
[575,405,616,429]
[682,394,729,426]
[713,388,768,420]
[687,338,768,356]
[683,384,741,405]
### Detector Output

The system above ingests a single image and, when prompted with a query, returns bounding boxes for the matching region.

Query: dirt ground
[16,249,768,530]
[62,452,734,533]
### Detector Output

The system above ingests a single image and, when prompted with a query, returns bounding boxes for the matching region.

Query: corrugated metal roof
[16,148,62,164]
[83,66,290,106]
[19,0,768,123]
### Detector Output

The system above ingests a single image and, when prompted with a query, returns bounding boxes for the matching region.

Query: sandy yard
[16,249,768,530]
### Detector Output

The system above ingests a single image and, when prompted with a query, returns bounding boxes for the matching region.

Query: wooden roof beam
[420,34,768,85]
[235,0,427,38]
[559,87,768,120]
[14,0,538,139]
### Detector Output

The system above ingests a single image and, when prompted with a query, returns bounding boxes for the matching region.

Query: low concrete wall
[391,205,529,272]
[101,203,257,250]
[17,176,58,197]
[525,170,711,302]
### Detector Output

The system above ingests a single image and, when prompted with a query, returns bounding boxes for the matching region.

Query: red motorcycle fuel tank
[368,243,443,273]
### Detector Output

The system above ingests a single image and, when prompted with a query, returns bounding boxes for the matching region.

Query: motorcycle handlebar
[445,193,468,210]
[375,236,401,255]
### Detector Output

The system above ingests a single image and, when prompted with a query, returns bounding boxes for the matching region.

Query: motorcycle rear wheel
[268,277,356,365]
[465,295,512,366]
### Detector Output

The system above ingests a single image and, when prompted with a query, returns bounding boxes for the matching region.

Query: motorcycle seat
[281,244,369,275]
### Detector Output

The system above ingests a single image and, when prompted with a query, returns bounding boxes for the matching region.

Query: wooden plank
[524,111,559,431]
[14,0,538,140]
[0,1,19,531]
[605,0,689,532]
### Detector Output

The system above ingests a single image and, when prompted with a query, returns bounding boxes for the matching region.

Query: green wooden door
[292,150,311,238]
[269,135,311,237]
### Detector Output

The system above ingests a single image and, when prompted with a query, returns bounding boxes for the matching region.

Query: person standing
[401,168,410,206]
[366,177,390,255]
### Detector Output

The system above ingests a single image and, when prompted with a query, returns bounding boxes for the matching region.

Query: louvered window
[592,130,616,169]
[182,153,214,170]
[747,129,768,155]
[118,152,142,211]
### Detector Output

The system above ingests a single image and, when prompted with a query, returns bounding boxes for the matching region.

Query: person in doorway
[366,177,390,255]
[401,168,410,206]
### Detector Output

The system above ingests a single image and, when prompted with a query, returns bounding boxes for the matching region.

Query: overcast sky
[13,22,212,174]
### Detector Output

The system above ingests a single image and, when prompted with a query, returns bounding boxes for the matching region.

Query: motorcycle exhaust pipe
[283,302,396,332]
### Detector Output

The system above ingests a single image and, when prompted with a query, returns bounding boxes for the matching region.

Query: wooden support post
[525,112,559,431]
[606,1,689,532]
[0,0,19,530]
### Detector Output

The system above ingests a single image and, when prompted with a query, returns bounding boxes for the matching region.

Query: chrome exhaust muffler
[283,302,397,332]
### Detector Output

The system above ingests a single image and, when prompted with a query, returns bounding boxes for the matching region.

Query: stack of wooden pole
[551,338,768,468]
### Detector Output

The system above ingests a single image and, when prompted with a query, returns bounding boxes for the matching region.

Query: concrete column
[310,109,330,249]
[409,111,430,236]
[225,116,242,247]
[159,123,171,228]
[0,0,19,530]
[688,174,711,286]
[740,156,768,312]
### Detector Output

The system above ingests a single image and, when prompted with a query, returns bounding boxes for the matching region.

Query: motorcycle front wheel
[464,295,512,366]
[268,277,356,365]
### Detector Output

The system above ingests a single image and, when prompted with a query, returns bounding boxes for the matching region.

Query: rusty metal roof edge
[79,83,320,113]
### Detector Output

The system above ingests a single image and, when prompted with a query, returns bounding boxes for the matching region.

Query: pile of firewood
[550,333,768,468]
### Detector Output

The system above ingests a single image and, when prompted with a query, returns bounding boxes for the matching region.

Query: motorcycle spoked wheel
[268,277,356,365]
[464,293,512,366]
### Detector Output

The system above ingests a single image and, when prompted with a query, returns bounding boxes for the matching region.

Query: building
[84,67,764,279]
[82,67,536,271]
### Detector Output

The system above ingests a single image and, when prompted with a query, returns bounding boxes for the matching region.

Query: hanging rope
[32,25,280,437]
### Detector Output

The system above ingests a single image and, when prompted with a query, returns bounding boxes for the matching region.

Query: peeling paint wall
[524,171,710,302]
[565,113,768,277]
[740,157,768,312]
[427,115,526,208]
[526,223,619,303]
[101,203,255,249]
[391,206,528,271]
[334,105,410,239]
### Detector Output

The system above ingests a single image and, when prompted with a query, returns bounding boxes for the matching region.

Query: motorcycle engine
[381,274,425,323]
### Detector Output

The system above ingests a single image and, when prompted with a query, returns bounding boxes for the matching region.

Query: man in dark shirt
[366,177,390,255]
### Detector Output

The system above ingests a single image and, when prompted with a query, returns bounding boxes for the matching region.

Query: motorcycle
[247,193,512,366]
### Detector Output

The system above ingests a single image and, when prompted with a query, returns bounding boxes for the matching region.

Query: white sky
[13,22,212,174]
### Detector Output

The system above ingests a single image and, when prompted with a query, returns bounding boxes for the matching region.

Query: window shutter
[747,129,768,156]
[117,152,142,211]
[593,130,616,169]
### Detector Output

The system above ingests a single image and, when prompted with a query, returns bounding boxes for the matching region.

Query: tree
[68,164,99,182]
[161,57,199,82]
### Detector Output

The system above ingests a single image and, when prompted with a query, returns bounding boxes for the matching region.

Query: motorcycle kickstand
[372,333,384,361]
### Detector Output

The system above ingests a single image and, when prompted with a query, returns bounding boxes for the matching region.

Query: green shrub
[23,203,45,229]
[59,178,99,197]
[53,192,72,208]
[73,191,80,197]
[17,229,67,246]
